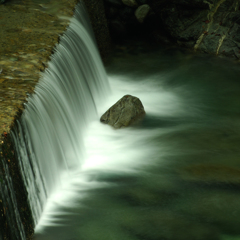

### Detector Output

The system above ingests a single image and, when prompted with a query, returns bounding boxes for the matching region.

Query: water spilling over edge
[11,2,110,226]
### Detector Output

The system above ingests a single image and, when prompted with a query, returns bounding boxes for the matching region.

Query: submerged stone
[100,94,145,129]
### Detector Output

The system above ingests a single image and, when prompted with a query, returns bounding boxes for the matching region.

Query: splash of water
[11,2,109,225]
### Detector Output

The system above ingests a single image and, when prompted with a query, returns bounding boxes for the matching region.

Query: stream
[32,42,240,240]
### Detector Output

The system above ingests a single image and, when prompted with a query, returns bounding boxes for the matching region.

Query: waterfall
[0,159,26,240]
[11,2,110,226]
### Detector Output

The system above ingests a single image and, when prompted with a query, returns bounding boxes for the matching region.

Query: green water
[34,42,240,240]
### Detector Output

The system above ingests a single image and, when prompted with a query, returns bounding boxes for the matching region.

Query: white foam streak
[101,76,185,117]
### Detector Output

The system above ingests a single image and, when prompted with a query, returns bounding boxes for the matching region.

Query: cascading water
[5,0,240,239]
[11,1,109,226]
[0,159,26,240]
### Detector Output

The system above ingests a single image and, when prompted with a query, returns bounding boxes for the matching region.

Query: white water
[0,159,26,240]
[9,0,199,236]
[34,72,187,232]
[5,1,240,239]
[11,2,109,225]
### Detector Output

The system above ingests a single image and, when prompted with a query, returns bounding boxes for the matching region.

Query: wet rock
[147,0,240,59]
[122,0,138,7]
[100,95,145,129]
[83,0,111,59]
[135,4,151,23]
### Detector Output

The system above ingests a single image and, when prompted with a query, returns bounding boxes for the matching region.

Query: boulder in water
[100,95,145,129]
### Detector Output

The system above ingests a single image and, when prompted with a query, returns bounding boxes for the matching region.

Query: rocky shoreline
[104,0,240,59]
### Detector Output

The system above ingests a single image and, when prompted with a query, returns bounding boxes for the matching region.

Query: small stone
[122,0,138,7]
[135,4,151,23]
[100,95,145,129]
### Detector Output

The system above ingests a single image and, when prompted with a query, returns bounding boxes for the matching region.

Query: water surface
[34,42,240,240]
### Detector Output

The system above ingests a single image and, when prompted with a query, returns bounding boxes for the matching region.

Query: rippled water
[33,42,240,240]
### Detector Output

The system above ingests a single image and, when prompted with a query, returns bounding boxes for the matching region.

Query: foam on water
[9,0,193,235]
[34,73,185,232]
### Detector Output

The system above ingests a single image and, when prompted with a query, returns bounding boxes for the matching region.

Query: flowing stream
[10,2,240,240]
[33,44,240,240]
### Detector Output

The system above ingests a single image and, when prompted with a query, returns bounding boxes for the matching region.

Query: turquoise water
[34,42,240,240]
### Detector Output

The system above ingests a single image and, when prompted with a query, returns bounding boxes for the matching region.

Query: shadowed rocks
[104,0,240,59]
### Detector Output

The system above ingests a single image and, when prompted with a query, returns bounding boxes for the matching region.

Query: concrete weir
[0,1,110,239]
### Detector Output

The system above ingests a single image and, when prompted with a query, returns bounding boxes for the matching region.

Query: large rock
[148,0,240,59]
[104,0,240,59]
[100,95,145,129]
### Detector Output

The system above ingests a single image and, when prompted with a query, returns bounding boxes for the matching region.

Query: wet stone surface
[0,0,78,141]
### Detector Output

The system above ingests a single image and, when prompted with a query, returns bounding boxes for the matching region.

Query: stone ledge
[0,0,78,142]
